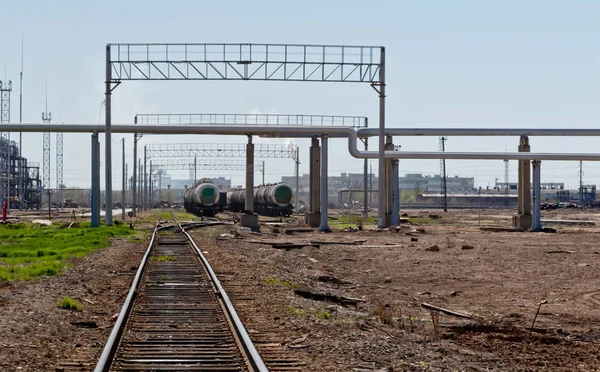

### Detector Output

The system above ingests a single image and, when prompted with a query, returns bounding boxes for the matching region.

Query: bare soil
[2,209,600,371]
[191,209,600,371]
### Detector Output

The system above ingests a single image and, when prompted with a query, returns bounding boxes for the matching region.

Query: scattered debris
[450,291,461,297]
[82,298,95,305]
[461,244,475,250]
[70,321,98,328]
[531,299,548,330]
[546,250,575,254]
[294,289,366,306]
[425,245,440,252]
[384,277,392,284]
[285,228,315,234]
[31,219,52,226]
[307,257,319,263]
[310,240,365,246]
[318,275,352,285]
[421,302,471,319]
[272,243,320,250]
[411,237,418,242]
[480,227,524,232]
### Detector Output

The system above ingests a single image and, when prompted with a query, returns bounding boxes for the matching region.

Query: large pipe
[9,123,600,139]
[2,124,600,161]
[358,128,600,137]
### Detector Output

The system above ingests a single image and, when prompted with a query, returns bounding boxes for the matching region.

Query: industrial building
[0,136,42,209]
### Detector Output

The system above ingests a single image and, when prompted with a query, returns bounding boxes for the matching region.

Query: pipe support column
[531,160,542,231]
[241,136,259,229]
[319,135,330,232]
[391,159,399,226]
[513,136,532,228]
[384,135,394,227]
[363,139,368,218]
[307,137,321,227]
[91,133,100,227]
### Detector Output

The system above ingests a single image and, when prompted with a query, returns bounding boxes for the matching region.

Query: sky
[0,0,598,190]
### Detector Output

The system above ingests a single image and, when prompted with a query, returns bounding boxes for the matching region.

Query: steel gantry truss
[109,43,381,82]
[152,159,265,172]
[105,42,384,227]
[146,143,298,160]
[136,113,367,128]
[42,111,51,195]
[56,130,63,205]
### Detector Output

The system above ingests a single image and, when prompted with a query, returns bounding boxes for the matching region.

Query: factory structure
[0,80,43,210]
[283,172,597,209]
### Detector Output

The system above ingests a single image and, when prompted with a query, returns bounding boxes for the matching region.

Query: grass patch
[57,296,83,311]
[0,222,133,281]
[287,306,306,316]
[152,255,176,262]
[316,310,331,319]
[265,276,300,289]
[329,214,377,230]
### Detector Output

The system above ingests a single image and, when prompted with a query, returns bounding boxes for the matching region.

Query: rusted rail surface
[95,214,267,371]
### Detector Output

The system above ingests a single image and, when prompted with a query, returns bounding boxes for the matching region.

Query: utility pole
[262,160,265,185]
[19,32,24,210]
[121,138,125,221]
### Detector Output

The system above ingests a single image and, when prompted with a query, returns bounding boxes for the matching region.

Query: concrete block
[512,214,532,229]
[306,212,321,228]
[240,214,259,230]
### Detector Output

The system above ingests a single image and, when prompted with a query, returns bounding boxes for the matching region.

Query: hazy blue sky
[0,0,598,189]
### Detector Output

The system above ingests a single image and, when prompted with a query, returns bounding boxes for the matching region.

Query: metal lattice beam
[42,111,51,190]
[0,81,12,204]
[146,143,298,160]
[56,131,63,204]
[136,113,367,128]
[152,159,264,172]
[109,43,382,82]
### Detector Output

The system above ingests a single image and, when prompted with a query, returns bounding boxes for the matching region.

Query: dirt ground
[0,217,152,371]
[192,209,600,371]
[1,208,600,371]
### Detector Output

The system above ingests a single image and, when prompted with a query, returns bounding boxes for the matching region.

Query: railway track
[94,212,302,371]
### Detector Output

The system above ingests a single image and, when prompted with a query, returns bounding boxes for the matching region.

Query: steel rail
[94,214,168,372]
[175,216,269,372]
[2,123,600,161]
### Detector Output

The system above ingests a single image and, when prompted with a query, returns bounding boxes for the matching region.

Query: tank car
[226,183,294,217]
[183,178,221,217]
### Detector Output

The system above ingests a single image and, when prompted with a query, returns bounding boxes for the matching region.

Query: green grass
[287,306,306,316]
[315,310,332,319]
[57,296,83,311]
[152,255,176,262]
[0,222,133,281]
[265,276,300,289]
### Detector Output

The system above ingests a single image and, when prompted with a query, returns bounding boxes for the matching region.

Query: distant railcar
[227,183,294,217]
[183,178,221,217]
